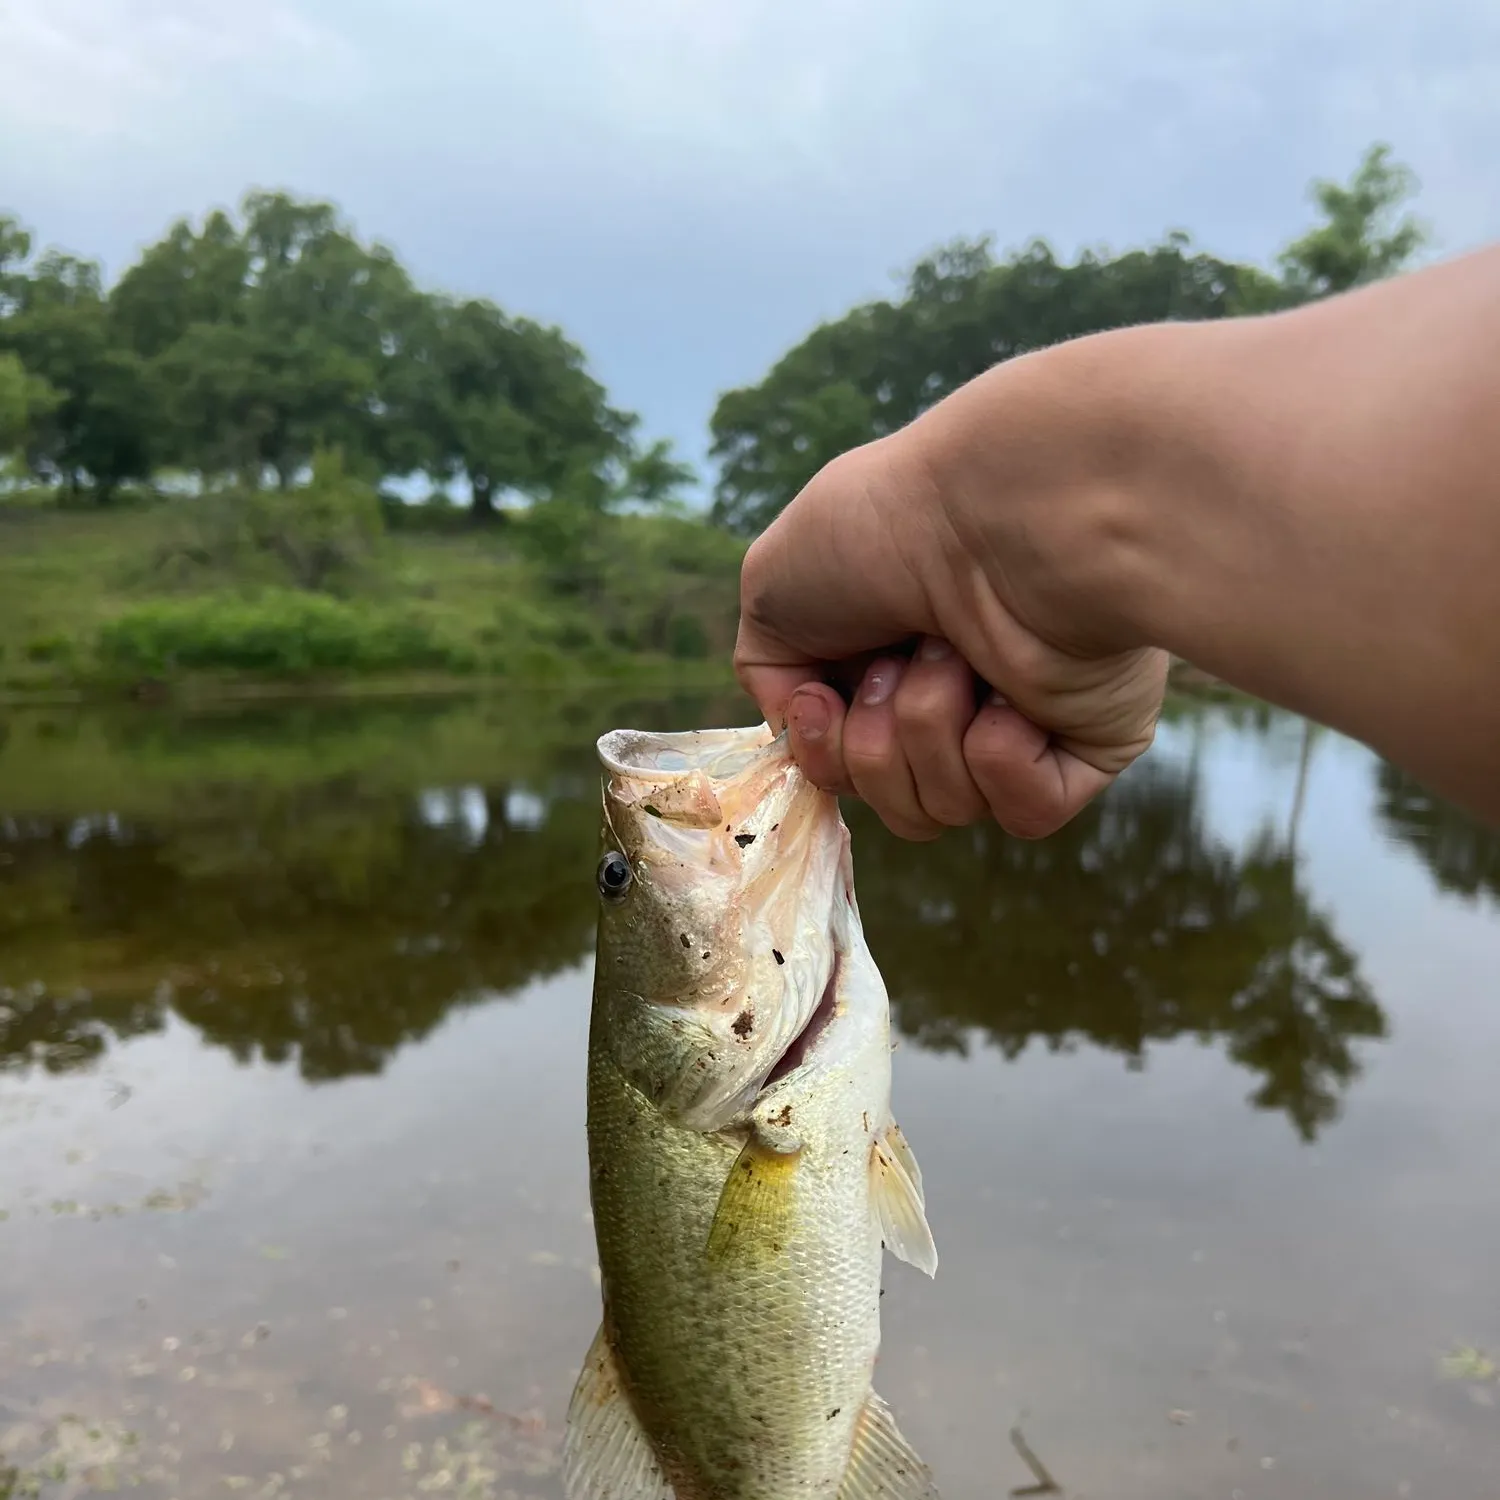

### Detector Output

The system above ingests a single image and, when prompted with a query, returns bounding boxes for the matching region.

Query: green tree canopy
[0,191,667,513]
[0,242,157,499]
[0,350,59,458]
[382,293,636,519]
[1278,143,1429,299]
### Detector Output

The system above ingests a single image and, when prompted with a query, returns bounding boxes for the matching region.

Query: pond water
[0,690,1497,1499]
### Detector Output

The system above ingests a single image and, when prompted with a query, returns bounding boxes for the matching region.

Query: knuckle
[885,811,943,842]
[963,734,1017,786]
[996,809,1062,840]
[892,674,953,731]
[925,791,985,828]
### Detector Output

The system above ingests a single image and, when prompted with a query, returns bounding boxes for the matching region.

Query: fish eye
[597,850,634,902]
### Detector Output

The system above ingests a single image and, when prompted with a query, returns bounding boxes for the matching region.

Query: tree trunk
[470,472,498,523]
[1286,720,1318,854]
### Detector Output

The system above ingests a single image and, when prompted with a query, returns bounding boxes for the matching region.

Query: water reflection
[1376,761,1500,907]
[848,755,1386,1141]
[0,695,1399,1140]
[0,774,602,1081]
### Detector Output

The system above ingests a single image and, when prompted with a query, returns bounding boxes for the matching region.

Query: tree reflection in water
[847,756,1386,1141]
[1375,761,1500,908]
[0,709,1412,1141]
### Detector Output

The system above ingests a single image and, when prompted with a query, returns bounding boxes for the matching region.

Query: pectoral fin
[870,1129,938,1277]
[561,1322,675,1500]
[837,1390,941,1500]
[704,1134,802,1267]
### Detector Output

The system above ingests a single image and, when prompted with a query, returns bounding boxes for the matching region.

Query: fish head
[593,723,849,1133]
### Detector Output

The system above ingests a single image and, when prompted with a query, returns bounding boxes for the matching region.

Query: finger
[785,683,854,796]
[892,637,991,827]
[843,658,944,841]
[735,657,816,734]
[963,695,1116,838]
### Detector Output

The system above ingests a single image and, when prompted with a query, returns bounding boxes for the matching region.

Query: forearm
[924,244,1500,821]
[1122,247,1500,819]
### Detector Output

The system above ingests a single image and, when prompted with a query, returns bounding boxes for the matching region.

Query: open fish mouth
[596,724,780,783]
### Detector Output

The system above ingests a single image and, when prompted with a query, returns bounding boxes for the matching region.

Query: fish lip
[596,724,784,781]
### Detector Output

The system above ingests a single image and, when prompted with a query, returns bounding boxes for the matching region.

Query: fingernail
[861,659,903,706]
[988,690,1009,708]
[918,636,953,662]
[789,690,829,743]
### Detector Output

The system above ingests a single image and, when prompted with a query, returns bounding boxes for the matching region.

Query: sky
[2,0,1497,490]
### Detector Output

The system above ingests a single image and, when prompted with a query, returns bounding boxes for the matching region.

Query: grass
[0,492,746,701]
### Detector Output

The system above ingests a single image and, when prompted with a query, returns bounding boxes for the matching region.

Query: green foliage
[0,501,739,695]
[240,446,384,590]
[0,350,59,456]
[366,287,647,520]
[0,239,158,498]
[97,590,469,678]
[0,191,671,514]
[1278,143,1428,299]
[147,448,384,593]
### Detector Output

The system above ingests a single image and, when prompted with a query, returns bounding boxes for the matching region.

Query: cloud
[0,0,363,142]
[0,0,1495,475]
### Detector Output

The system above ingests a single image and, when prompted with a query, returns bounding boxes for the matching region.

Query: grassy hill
[0,485,746,702]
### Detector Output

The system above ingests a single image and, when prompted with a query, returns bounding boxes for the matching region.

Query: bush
[666,613,709,660]
[148,448,384,594]
[24,633,74,663]
[97,591,470,678]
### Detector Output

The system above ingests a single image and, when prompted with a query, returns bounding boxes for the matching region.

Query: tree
[0,246,158,499]
[386,293,634,521]
[112,191,414,488]
[0,350,59,458]
[108,209,250,360]
[1278,143,1427,300]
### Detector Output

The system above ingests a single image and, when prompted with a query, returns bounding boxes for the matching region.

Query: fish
[561,722,940,1500]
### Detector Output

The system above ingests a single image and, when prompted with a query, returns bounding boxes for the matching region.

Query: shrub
[97,591,469,678]
[148,448,384,594]
[24,633,74,664]
[666,613,709,660]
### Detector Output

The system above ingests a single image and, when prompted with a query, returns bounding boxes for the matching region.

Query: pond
[0,690,1497,1499]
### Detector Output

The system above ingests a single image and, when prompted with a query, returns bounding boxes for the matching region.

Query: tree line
[0,143,1426,533]
[0,192,691,516]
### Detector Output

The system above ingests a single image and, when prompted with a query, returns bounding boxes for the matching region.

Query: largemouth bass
[562,723,940,1500]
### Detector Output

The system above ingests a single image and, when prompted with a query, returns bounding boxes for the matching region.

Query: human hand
[733,358,1169,841]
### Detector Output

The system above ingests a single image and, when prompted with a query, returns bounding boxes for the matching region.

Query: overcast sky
[2,0,1497,487]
